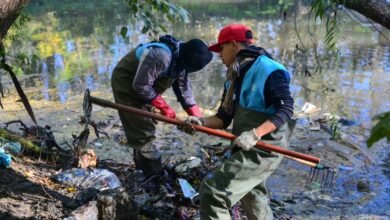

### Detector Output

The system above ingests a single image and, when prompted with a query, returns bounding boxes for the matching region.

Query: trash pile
[50,142,248,220]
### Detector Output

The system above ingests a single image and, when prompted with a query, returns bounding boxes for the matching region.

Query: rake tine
[308,166,314,179]
[306,167,313,186]
[329,168,336,186]
[314,167,320,182]
[307,167,318,186]
[320,169,326,187]
[323,168,330,186]
[305,163,336,188]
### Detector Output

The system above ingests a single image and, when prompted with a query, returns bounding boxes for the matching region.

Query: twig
[341,5,390,42]
[367,18,390,42]
[40,183,54,200]
[294,8,306,51]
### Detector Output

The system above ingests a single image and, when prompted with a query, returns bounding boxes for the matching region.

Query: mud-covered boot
[133,149,163,179]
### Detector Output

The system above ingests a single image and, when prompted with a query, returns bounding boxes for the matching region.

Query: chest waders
[111,49,174,177]
[199,57,294,220]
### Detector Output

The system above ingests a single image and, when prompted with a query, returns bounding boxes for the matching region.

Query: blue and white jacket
[216,47,294,128]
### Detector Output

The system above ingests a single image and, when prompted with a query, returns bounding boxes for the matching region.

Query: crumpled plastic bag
[53,168,121,191]
[0,148,11,168]
[0,137,22,154]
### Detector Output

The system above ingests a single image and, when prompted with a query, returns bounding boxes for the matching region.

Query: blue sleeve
[172,72,196,110]
[264,70,294,128]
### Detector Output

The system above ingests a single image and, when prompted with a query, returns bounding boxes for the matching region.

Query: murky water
[1,0,390,218]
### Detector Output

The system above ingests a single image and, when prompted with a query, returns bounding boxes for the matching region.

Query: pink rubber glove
[151,95,176,119]
[185,105,203,117]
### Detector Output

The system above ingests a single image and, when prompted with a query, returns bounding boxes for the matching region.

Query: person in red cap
[111,35,212,178]
[183,24,295,219]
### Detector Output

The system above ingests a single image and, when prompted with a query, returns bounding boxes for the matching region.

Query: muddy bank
[0,93,389,219]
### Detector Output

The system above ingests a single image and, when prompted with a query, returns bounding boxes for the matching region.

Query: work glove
[185,105,204,117]
[178,116,203,134]
[234,129,260,151]
[151,95,176,119]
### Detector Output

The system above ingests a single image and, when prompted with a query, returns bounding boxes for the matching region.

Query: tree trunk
[0,0,29,43]
[338,0,390,29]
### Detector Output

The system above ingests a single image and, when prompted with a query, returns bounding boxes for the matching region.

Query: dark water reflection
[9,1,390,126]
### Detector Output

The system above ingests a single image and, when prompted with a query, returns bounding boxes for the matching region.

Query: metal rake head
[306,164,336,188]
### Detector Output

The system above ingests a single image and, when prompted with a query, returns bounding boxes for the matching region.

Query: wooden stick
[89,95,321,165]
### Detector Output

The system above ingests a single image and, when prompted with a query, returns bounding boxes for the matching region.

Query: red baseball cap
[208,24,254,52]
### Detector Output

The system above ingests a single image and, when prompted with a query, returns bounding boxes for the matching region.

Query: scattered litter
[338,164,354,171]
[338,118,358,126]
[67,187,77,193]
[178,178,198,201]
[77,149,97,169]
[53,168,121,191]
[24,170,34,177]
[133,194,152,206]
[174,157,202,174]
[301,102,321,115]
[0,137,22,154]
[309,121,320,131]
[313,113,340,123]
[94,142,103,147]
[0,149,11,167]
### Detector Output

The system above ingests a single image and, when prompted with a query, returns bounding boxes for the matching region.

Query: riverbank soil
[0,94,389,219]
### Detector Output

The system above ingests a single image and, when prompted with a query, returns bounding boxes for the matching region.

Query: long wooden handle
[89,95,320,165]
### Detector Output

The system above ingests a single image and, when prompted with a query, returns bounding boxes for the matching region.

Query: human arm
[179,83,230,133]
[133,47,176,118]
[263,70,294,128]
[184,80,232,129]
[236,70,294,150]
[172,75,203,117]
[132,47,171,101]
[253,69,294,135]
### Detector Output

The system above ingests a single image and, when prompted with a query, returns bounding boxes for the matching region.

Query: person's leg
[199,150,282,220]
[111,69,161,177]
[116,105,163,178]
[133,147,162,178]
[240,153,282,220]
[240,182,273,220]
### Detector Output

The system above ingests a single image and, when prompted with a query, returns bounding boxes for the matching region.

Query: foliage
[292,0,343,75]
[329,113,341,141]
[123,0,189,39]
[310,0,341,52]
[2,11,39,76]
[4,12,31,42]
[367,111,390,148]
[278,0,294,12]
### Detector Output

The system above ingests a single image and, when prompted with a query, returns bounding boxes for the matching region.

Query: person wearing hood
[111,35,212,178]
[183,24,295,219]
